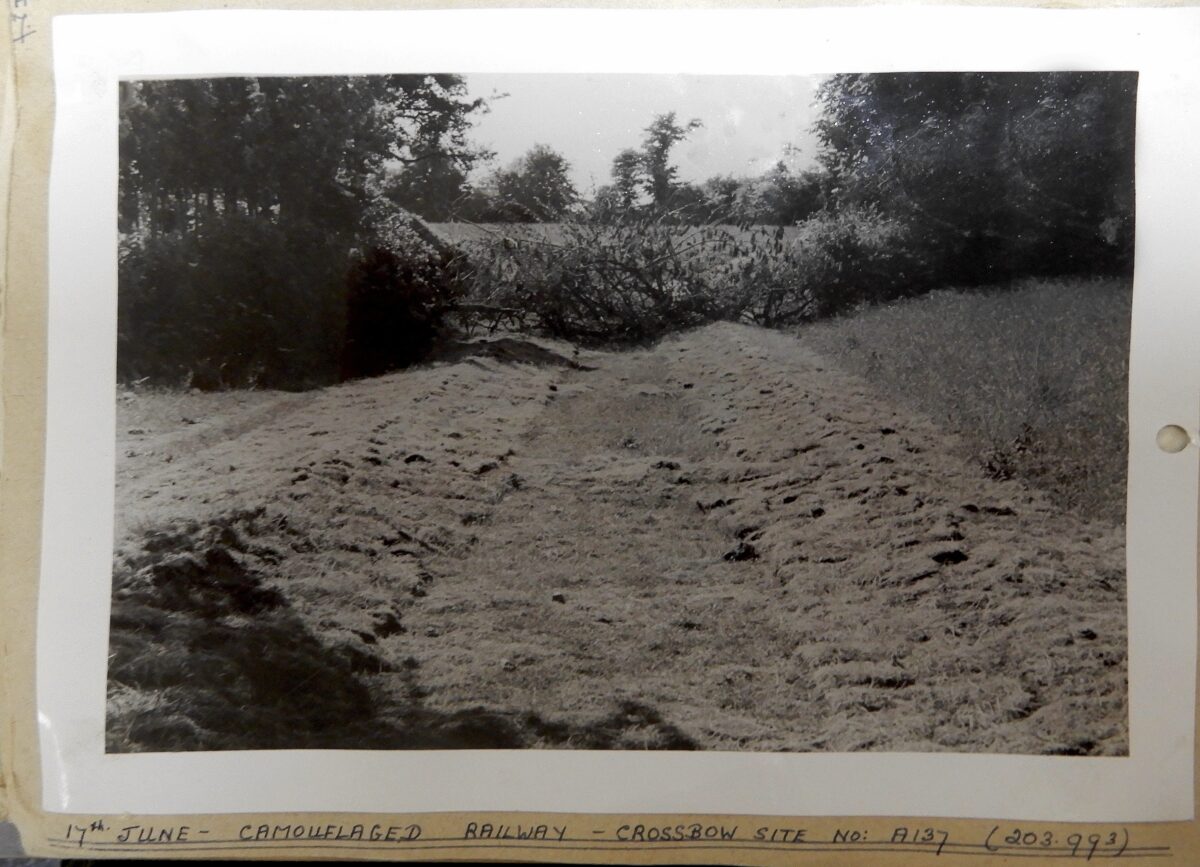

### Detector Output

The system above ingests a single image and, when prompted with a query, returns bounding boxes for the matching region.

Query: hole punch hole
[1156,424,1192,454]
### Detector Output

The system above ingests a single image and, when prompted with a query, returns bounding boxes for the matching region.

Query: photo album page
[2,2,1200,864]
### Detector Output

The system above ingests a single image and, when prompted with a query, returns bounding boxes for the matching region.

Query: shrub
[461,215,734,343]
[340,244,465,379]
[118,215,348,390]
[456,207,929,339]
[786,206,928,319]
[340,204,468,378]
[118,207,467,390]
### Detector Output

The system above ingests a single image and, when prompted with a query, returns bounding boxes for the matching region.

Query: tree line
[387,70,1135,278]
[384,110,827,226]
[118,75,486,388]
[814,72,1135,284]
[117,71,1136,390]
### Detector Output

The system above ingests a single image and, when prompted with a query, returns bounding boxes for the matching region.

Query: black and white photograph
[105,69,1136,757]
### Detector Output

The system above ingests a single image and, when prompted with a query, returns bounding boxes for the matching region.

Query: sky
[459,74,826,194]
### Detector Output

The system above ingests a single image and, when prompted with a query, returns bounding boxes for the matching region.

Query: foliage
[119,212,467,388]
[120,75,486,239]
[453,203,925,338]
[679,205,924,324]
[488,144,579,221]
[642,112,704,207]
[593,112,703,220]
[118,215,346,390]
[739,164,828,225]
[380,150,475,222]
[802,278,1132,523]
[815,72,1136,283]
[118,75,486,388]
[784,206,927,318]
[604,148,649,213]
[118,73,1141,383]
[341,246,466,380]
[363,197,457,256]
[461,216,737,342]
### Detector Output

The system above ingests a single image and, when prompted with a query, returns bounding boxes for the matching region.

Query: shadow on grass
[108,511,694,752]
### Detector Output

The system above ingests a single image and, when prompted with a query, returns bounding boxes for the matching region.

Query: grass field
[801,278,1132,525]
[108,316,1127,755]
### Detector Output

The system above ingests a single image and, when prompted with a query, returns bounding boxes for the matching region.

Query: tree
[699,175,743,221]
[750,164,827,225]
[489,144,579,221]
[641,112,703,208]
[117,75,488,388]
[610,148,647,210]
[596,112,703,220]
[814,72,1136,282]
[381,149,473,221]
[120,75,488,238]
[697,165,827,225]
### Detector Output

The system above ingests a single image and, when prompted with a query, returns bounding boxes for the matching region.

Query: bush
[456,207,928,340]
[785,206,928,319]
[118,208,466,390]
[341,245,465,379]
[118,215,348,390]
[461,216,734,343]
[724,206,928,326]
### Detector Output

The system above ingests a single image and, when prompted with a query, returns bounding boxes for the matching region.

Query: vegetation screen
[109,72,1134,755]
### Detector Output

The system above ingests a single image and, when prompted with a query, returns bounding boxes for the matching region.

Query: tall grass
[801,278,1131,524]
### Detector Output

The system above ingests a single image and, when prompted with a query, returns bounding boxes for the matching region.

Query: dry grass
[108,323,1126,755]
[801,278,1131,524]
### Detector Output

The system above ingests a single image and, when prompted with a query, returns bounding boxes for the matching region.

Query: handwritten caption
[9,0,33,44]
[54,818,1162,860]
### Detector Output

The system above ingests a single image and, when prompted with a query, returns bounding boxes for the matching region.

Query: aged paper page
[4,2,1200,863]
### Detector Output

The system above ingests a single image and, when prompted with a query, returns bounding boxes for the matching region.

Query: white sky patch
[461,73,825,194]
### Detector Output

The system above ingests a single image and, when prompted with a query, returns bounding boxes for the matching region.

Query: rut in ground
[109,322,1126,754]
[400,345,792,749]
[383,323,1127,754]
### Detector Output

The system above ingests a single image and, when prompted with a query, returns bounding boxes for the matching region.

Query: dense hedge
[341,245,465,380]
[118,214,463,390]
[456,207,928,342]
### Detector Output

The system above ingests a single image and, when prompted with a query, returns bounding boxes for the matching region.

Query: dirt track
[109,323,1127,754]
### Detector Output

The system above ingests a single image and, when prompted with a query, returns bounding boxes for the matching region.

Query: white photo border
[38,6,1200,820]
